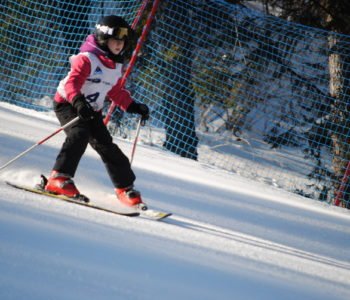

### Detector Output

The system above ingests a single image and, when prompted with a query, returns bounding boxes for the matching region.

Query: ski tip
[141,210,172,220]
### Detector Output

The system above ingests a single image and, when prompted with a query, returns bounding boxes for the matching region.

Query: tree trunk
[160,1,199,160]
[329,33,350,207]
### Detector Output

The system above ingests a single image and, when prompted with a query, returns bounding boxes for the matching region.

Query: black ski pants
[52,101,135,188]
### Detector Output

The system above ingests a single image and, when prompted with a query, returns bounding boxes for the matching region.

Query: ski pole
[104,0,161,125]
[130,118,143,165]
[0,116,79,172]
[334,160,350,206]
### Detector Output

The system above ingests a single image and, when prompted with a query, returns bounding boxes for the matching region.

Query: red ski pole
[131,0,150,29]
[334,160,350,206]
[0,116,79,172]
[104,0,161,125]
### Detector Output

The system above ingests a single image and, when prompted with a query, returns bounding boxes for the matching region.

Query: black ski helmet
[94,15,136,62]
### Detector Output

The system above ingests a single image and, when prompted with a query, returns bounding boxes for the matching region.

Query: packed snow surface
[0,102,349,300]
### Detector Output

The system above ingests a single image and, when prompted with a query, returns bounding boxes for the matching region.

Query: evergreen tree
[257,0,350,206]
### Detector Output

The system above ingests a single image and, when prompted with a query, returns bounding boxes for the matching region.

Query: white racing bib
[57,52,122,111]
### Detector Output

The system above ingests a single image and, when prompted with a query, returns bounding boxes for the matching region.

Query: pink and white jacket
[54,34,133,112]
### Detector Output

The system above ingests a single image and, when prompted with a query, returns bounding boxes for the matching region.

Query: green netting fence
[2,0,350,209]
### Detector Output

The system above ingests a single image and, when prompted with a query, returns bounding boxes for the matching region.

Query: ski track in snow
[1,186,350,298]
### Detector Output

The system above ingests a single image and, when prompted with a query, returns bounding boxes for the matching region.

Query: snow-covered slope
[0,102,349,300]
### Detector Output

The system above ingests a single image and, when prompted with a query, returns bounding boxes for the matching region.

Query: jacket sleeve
[64,54,91,102]
[107,78,134,111]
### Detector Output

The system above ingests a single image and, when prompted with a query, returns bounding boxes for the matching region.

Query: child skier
[44,15,149,208]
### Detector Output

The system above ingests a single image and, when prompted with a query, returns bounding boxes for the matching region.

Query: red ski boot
[115,186,147,210]
[45,170,80,198]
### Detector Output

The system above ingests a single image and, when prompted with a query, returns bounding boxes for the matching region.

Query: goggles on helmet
[96,24,128,40]
[113,27,128,40]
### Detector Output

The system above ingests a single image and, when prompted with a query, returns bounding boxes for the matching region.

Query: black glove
[72,95,95,121]
[127,102,150,122]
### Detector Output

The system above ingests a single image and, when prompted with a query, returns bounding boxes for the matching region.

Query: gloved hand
[127,102,150,122]
[72,95,95,121]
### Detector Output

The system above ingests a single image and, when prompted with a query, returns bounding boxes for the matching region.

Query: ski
[6,181,172,220]
[140,208,172,221]
[6,181,139,217]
